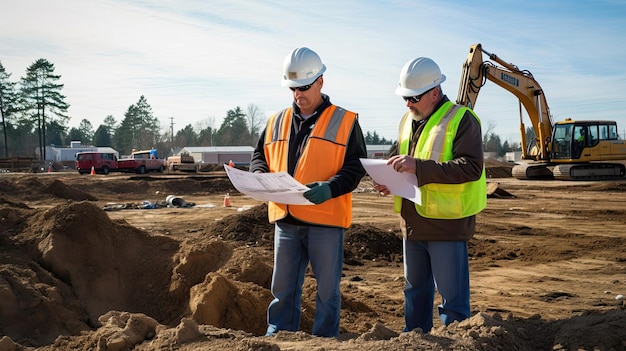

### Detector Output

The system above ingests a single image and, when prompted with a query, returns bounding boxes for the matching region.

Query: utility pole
[169,116,175,155]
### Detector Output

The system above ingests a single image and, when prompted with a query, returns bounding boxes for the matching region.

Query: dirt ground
[0,161,625,351]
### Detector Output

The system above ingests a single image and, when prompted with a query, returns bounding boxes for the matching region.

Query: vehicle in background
[75,152,117,175]
[164,153,198,172]
[117,149,164,174]
[75,149,164,175]
[457,43,626,180]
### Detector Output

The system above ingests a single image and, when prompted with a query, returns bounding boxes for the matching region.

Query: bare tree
[246,104,266,145]
[482,121,496,146]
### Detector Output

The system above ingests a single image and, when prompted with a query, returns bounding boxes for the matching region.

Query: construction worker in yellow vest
[374,57,486,333]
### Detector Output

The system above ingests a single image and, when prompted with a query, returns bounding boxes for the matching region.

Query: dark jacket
[398,96,484,241]
[250,94,367,226]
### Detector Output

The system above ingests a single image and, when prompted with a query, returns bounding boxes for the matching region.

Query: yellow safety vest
[393,101,486,219]
[264,105,358,228]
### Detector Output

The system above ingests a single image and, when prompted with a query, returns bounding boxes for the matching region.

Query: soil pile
[0,170,625,350]
[484,158,514,178]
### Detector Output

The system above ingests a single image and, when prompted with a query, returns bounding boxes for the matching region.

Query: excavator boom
[457,44,553,161]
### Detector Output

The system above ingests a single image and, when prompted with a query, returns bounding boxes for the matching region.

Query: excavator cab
[550,120,626,180]
[551,120,618,162]
[550,124,573,159]
[551,123,587,160]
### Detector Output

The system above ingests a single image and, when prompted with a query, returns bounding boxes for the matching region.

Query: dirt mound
[0,198,333,347]
[209,203,274,246]
[209,204,404,265]
[2,201,186,345]
[344,224,402,264]
[46,179,98,201]
[0,200,231,345]
[484,159,513,178]
[0,176,97,202]
[128,175,236,196]
[13,309,625,351]
[0,197,32,234]
[0,176,47,200]
[1,173,625,350]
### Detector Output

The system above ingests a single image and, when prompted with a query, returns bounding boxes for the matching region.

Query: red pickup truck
[75,149,164,175]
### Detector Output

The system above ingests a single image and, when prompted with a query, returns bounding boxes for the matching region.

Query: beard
[409,107,427,121]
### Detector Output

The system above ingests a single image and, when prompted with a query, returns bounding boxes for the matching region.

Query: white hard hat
[395,57,446,96]
[281,47,326,87]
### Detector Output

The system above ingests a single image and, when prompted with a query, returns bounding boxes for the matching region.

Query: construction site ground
[0,160,624,351]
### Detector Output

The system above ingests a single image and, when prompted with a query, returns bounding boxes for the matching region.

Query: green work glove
[303,181,332,204]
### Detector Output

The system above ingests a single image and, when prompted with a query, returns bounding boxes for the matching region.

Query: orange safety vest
[263,105,357,228]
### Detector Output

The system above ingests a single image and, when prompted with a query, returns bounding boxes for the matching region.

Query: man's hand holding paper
[360,157,421,204]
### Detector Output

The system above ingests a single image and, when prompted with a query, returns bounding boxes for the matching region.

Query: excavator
[457,43,626,180]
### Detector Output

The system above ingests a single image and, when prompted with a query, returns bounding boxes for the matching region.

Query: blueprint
[224,165,314,205]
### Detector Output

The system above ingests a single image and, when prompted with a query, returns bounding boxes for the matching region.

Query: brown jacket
[398,97,484,241]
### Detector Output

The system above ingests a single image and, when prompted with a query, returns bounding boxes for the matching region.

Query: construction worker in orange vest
[250,47,367,337]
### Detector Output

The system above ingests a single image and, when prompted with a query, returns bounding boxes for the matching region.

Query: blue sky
[2,0,626,144]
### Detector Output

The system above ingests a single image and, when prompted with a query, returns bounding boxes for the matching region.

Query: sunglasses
[402,88,432,104]
[290,76,320,92]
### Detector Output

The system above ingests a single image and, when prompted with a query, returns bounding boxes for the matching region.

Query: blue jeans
[403,239,470,332]
[265,222,344,337]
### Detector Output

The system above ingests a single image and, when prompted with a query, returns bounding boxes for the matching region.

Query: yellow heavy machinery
[457,43,626,180]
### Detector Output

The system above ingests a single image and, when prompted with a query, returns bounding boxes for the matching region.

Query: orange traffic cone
[90,166,96,175]
[223,193,231,207]
[228,160,234,167]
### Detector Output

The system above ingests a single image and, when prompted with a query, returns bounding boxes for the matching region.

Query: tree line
[482,123,525,157]
[0,58,519,161]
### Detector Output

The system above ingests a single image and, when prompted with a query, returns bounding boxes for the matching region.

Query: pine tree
[0,61,20,157]
[20,59,69,160]
[175,124,198,147]
[77,119,94,144]
[45,120,65,147]
[114,95,160,154]
[216,106,251,145]
[197,125,215,146]
[93,124,112,147]
[67,119,94,145]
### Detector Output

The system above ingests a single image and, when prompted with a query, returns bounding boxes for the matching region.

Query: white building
[178,146,254,165]
[366,144,394,159]
[173,144,392,165]
[505,151,522,163]
[44,141,119,162]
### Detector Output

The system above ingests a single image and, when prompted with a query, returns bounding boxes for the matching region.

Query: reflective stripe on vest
[269,109,289,143]
[263,105,357,228]
[394,101,486,219]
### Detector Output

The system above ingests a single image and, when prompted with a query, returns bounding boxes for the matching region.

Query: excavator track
[511,163,554,180]
[552,163,626,181]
